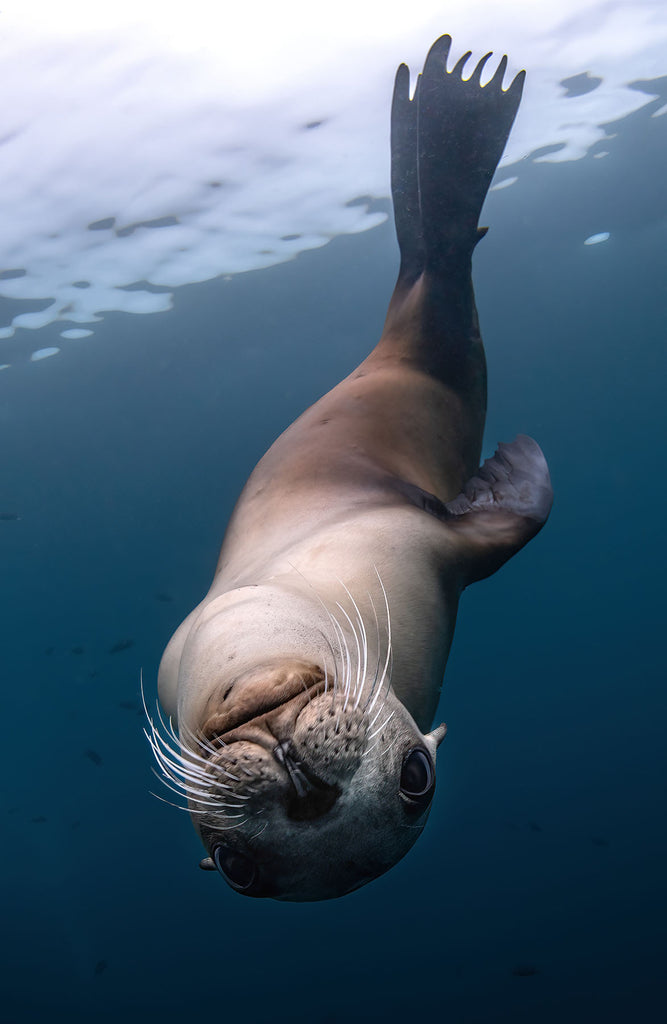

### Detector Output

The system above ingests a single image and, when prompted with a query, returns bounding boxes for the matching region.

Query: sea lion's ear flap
[424,722,447,752]
[445,435,553,586]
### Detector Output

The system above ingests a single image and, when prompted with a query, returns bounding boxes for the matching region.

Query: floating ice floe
[584,232,611,245]
[60,329,94,339]
[0,0,664,341]
[490,176,519,191]
[30,347,60,361]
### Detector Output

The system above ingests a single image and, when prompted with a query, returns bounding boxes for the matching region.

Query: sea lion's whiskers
[344,589,370,708]
[336,580,369,710]
[362,664,392,738]
[153,698,207,769]
[147,727,218,789]
[148,745,216,798]
[365,567,393,718]
[249,819,269,841]
[175,719,218,757]
[144,728,206,790]
[316,621,342,698]
[147,725,252,809]
[165,714,180,747]
[206,805,268,832]
[174,780,249,809]
[168,718,228,772]
[148,762,226,808]
[139,667,151,718]
[151,771,221,807]
[180,725,247,778]
[217,812,248,819]
[148,754,213,796]
[149,790,210,815]
[333,600,356,707]
[210,765,241,783]
[382,730,402,758]
[192,742,246,781]
[178,718,215,749]
[329,610,348,701]
[142,680,232,792]
[305,610,341,699]
[147,726,208,778]
[365,709,396,745]
[334,600,361,711]
[145,708,258,821]
[211,816,251,830]
[359,590,383,712]
[363,719,400,761]
[154,698,175,742]
[284,564,386,723]
[212,800,249,811]
[178,727,244,782]
[328,608,353,728]
[366,647,392,728]
[179,742,227,780]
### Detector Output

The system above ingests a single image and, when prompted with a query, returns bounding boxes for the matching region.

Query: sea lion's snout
[188,692,444,901]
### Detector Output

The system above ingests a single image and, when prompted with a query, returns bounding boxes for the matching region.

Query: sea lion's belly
[214,355,483,589]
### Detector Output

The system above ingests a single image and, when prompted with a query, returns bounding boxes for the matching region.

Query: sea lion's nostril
[273,742,311,798]
[273,742,341,820]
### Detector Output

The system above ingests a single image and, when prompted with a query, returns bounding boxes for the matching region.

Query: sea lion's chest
[205,504,462,730]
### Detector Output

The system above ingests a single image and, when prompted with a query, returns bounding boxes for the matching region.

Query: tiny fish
[108,639,135,654]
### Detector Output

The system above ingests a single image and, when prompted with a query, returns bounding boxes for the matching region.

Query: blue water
[2,84,666,1022]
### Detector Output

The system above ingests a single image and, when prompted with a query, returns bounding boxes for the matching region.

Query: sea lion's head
[147,641,446,901]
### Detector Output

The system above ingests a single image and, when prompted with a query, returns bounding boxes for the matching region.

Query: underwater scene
[2,2,666,1021]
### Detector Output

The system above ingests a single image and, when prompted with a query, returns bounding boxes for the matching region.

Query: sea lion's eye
[399,747,435,801]
[212,846,258,892]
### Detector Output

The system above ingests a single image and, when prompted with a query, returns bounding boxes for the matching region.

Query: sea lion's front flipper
[444,435,553,585]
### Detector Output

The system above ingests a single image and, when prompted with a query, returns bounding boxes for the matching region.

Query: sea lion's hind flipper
[444,435,553,585]
[418,35,525,270]
[390,34,524,283]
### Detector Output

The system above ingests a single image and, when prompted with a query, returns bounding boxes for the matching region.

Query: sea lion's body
[152,36,552,901]
[159,321,479,735]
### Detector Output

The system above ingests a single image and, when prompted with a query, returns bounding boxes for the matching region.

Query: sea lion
[148,34,553,901]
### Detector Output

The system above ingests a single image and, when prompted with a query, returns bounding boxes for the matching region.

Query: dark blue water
[2,87,665,1022]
